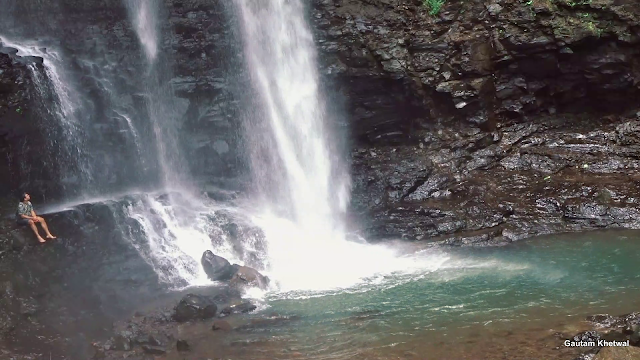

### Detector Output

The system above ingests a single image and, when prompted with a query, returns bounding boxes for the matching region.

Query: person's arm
[30,209,39,221]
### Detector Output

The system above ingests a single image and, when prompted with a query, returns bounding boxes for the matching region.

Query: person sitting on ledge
[16,192,56,243]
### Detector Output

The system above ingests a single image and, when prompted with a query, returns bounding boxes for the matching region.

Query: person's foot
[46,234,57,239]
[37,237,46,243]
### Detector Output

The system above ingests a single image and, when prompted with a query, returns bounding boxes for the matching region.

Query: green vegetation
[553,0,591,7]
[577,12,603,37]
[584,21,603,37]
[423,0,446,16]
[15,107,22,114]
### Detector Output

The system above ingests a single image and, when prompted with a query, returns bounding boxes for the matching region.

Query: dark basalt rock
[173,294,218,322]
[201,250,237,282]
[176,339,190,352]
[228,265,270,291]
[219,301,257,317]
[313,0,640,141]
[351,115,640,245]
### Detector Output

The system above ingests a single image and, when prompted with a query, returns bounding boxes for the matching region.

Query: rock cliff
[311,0,640,243]
[0,0,640,242]
[313,0,640,140]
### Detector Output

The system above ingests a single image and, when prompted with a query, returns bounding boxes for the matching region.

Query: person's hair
[20,193,28,202]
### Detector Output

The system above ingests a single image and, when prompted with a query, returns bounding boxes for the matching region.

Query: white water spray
[122,1,224,287]
[125,0,158,62]
[234,0,435,293]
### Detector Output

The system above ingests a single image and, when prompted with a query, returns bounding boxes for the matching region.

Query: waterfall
[234,0,411,292]
[122,0,218,286]
[124,0,188,189]
[0,37,92,196]
[125,0,158,62]
[236,0,351,227]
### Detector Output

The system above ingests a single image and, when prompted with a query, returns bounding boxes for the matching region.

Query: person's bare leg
[37,217,56,239]
[28,220,46,243]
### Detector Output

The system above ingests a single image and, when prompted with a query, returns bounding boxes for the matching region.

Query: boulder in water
[229,265,270,290]
[201,250,237,281]
[173,294,217,322]
[219,300,257,317]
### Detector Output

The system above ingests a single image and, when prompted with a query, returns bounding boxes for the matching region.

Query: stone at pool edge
[212,319,232,331]
[200,250,270,290]
[173,293,218,322]
[593,346,640,360]
[219,301,257,317]
[176,339,190,352]
[586,312,640,346]
[142,344,167,355]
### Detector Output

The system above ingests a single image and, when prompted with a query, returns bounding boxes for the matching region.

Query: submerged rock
[219,301,257,317]
[173,294,218,322]
[212,319,233,331]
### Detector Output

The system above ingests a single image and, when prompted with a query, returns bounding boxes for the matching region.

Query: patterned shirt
[16,201,33,220]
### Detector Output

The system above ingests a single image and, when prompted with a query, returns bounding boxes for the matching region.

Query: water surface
[205,230,640,360]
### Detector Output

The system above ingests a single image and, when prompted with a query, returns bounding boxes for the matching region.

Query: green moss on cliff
[423,0,445,16]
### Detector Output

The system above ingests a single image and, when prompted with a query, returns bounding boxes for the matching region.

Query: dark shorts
[16,218,31,226]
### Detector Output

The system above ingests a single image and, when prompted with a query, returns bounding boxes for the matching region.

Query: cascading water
[3,1,248,290]
[124,0,188,188]
[125,0,158,63]
[0,37,93,196]
[121,0,227,287]
[233,0,438,293]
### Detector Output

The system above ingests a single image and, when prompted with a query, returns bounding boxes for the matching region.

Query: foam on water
[124,193,214,286]
[251,211,451,294]
[233,0,449,297]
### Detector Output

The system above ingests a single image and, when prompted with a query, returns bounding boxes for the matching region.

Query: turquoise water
[222,230,640,359]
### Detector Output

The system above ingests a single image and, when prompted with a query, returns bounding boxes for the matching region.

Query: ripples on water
[216,231,640,360]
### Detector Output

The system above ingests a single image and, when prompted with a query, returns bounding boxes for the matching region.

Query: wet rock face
[352,115,640,244]
[0,52,51,198]
[0,0,246,199]
[313,0,640,143]
[201,250,237,282]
